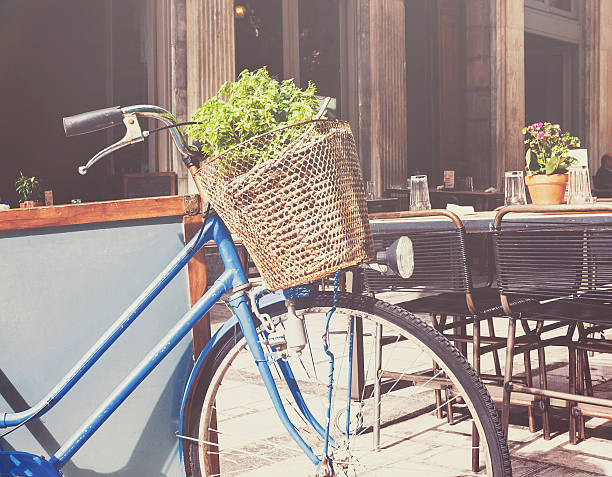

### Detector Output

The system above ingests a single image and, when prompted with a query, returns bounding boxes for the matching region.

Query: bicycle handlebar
[121,105,199,158]
[63,105,200,175]
[65,99,335,175]
[63,106,124,136]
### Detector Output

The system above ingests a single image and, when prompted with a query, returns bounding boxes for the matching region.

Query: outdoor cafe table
[383,188,504,211]
[367,205,612,311]
[367,205,612,433]
[369,205,612,235]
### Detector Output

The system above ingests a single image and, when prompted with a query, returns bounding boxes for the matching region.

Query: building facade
[2,0,612,203]
[156,0,612,197]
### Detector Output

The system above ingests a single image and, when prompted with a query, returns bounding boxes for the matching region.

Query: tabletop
[366,197,400,213]
[385,187,502,195]
[384,187,504,211]
[369,205,612,235]
[430,189,503,197]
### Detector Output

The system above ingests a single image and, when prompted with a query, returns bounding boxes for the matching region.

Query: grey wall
[0,217,193,477]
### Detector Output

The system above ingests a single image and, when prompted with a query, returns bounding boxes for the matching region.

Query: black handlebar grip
[63,106,124,137]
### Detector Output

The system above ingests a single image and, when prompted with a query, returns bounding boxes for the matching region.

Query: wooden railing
[0,195,201,232]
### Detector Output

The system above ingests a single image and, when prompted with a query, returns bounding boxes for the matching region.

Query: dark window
[110,0,148,177]
[0,0,150,205]
[298,0,340,114]
[234,0,283,79]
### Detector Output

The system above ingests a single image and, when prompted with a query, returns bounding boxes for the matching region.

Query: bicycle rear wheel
[185,292,511,476]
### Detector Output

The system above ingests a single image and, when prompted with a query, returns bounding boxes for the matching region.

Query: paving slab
[206,294,611,476]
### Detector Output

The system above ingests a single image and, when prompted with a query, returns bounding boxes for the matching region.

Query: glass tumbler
[365,180,376,200]
[409,175,431,211]
[465,176,474,191]
[567,164,592,205]
[504,171,527,206]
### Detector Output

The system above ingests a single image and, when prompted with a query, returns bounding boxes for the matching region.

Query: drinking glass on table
[504,171,527,206]
[567,164,593,205]
[366,180,377,200]
[410,175,431,210]
[465,176,474,191]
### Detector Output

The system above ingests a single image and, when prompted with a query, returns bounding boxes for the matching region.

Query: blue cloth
[282,284,315,299]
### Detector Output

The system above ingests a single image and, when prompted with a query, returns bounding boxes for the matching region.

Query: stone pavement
[381,292,612,476]
[502,351,611,476]
[206,298,611,476]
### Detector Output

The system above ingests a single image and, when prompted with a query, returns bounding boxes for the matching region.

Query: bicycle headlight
[374,236,414,279]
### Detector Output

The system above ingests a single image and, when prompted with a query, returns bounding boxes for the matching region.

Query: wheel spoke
[186,296,510,476]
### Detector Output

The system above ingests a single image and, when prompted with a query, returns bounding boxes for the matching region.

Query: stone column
[597,2,612,160]
[369,0,408,196]
[585,0,612,172]
[181,0,235,193]
[186,0,235,113]
[465,0,494,189]
[355,0,372,181]
[282,0,300,82]
[491,0,525,187]
[170,0,189,192]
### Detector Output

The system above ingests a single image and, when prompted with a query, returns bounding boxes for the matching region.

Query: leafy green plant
[186,67,320,177]
[522,122,581,175]
[15,172,43,202]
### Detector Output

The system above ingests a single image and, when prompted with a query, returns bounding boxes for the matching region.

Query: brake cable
[146,121,203,135]
[321,270,342,461]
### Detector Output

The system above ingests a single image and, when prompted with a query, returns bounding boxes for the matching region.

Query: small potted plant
[15,171,44,208]
[522,122,581,205]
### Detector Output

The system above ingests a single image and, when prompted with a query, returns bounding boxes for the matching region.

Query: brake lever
[78,113,145,175]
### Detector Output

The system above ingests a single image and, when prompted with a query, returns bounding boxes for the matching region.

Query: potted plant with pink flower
[522,122,581,205]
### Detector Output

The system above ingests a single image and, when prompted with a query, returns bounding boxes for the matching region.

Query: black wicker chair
[364,209,538,471]
[364,210,544,390]
[493,204,612,443]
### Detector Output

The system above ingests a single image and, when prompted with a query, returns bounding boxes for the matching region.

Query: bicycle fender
[178,314,238,460]
[177,290,287,472]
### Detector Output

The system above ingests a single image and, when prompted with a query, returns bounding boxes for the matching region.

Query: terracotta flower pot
[525,173,568,205]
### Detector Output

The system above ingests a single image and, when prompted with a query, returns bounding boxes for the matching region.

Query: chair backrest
[493,205,612,305]
[382,188,410,211]
[363,210,473,294]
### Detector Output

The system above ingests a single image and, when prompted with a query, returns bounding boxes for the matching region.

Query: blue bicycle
[0,105,510,476]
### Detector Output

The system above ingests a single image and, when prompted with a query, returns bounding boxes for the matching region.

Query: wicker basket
[195,119,374,291]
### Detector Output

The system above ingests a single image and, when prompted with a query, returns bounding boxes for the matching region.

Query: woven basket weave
[195,119,374,290]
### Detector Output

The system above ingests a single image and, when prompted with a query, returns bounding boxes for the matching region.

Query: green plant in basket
[186,67,320,178]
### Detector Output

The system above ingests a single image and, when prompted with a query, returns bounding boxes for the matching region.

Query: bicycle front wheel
[185,292,511,476]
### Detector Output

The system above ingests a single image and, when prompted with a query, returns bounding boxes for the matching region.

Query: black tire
[184,292,512,476]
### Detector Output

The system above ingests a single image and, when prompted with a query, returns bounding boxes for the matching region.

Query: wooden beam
[0,195,200,232]
[181,212,218,477]
[492,0,525,187]
[183,215,211,357]
[369,0,408,196]
[282,0,300,83]
[186,0,235,117]
[356,0,371,180]
[169,0,190,193]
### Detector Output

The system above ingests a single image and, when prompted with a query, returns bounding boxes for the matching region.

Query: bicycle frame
[0,214,320,475]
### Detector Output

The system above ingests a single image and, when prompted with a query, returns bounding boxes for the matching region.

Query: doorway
[524,33,578,133]
[405,0,466,186]
[233,0,342,118]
